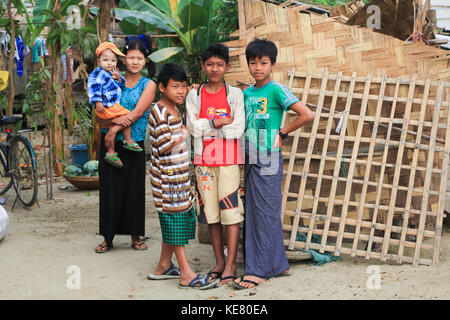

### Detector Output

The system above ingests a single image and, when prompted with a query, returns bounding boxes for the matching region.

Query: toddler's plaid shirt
[87,67,125,108]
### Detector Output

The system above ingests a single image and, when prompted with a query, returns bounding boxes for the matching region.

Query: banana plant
[115,0,221,83]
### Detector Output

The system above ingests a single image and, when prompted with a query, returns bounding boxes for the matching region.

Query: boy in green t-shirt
[233,39,314,290]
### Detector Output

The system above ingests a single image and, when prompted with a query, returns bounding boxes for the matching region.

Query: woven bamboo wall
[224,0,450,85]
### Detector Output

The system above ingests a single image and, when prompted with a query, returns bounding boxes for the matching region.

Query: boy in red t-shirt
[186,44,245,285]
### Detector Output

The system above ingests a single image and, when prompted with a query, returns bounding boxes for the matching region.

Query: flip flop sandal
[207,271,222,280]
[123,141,143,152]
[94,243,113,253]
[104,152,123,168]
[178,274,218,290]
[147,262,181,280]
[232,275,262,290]
[131,242,148,250]
[220,275,237,285]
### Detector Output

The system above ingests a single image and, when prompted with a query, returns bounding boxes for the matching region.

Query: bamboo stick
[334,74,372,256]
[365,78,401,259]
[413,81,444,266]
[351,75,387,256]
[281,70,311,224]
[305,72,342,251]
[288,69,328,250]
[397,79,431,263]
[432,90,450,265]
[380,76,417,262]
[319,72,357,253]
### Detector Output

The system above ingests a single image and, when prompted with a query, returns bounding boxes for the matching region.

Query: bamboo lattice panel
[281,70,450,266]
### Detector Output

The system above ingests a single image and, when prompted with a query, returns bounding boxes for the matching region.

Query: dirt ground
[0,131,449,300]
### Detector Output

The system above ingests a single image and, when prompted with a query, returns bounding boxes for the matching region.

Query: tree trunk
[7,0,16,116]
[98,1,112,43]
[92,0,113,160]
[51,0,64,176]
[64,81,75,134]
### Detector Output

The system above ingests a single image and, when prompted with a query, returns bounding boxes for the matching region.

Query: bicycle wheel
[9,135,38,207]
[0,144,13,195]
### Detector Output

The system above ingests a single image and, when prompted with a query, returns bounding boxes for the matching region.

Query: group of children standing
[88,38,314,290]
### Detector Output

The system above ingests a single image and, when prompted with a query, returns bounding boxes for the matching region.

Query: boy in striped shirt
[147,63,218,290]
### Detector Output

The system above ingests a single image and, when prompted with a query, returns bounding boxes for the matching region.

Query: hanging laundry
[67,49,74,83]
[62,47,74,83]
[43,37,49,56]
[23,45,30,57]
[61,52,67,80]
[31,37,46,63]
[14,36,24,77]
[0,31,10,55]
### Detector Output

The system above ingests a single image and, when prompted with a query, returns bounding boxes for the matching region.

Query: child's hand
[214,117,233,128]
[96,102,105,113]
[111,68,121,82]
[194,113,200,120]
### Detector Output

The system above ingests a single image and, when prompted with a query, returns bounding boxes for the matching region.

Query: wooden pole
[7,0,16,116]
[51,0,64,176]
[98,0,112,43]
[92,0,113,161]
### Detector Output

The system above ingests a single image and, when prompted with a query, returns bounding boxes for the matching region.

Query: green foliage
[212,0,239,42]
[117,0,222,84]
[71,101,93,146]
[149,47,184,63]
[32,0,98,55]
[22,59,53,126]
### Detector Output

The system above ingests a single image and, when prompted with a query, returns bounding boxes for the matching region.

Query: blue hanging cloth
[14,36,24,76]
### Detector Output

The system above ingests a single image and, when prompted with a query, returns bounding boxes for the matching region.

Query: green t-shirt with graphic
[244,80,300,151]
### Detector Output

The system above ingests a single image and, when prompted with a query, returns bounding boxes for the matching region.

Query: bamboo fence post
[412,81,444,266]
[432,90,450,265]
[6,0,16,117]
[281,70,311,225]
[350,74,387,256]
[334,74,373,256]
[319,72,357,253]
[396,79,431,263]
[380,76,417,262]
[287,69,328,250]
[305,72,343,251]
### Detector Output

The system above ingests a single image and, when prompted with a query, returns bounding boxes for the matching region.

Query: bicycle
[0,115,38,207]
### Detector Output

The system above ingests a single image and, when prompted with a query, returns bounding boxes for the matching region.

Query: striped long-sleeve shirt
[148,104,193,214]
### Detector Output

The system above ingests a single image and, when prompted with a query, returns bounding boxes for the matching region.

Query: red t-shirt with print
[194,85,243,166]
